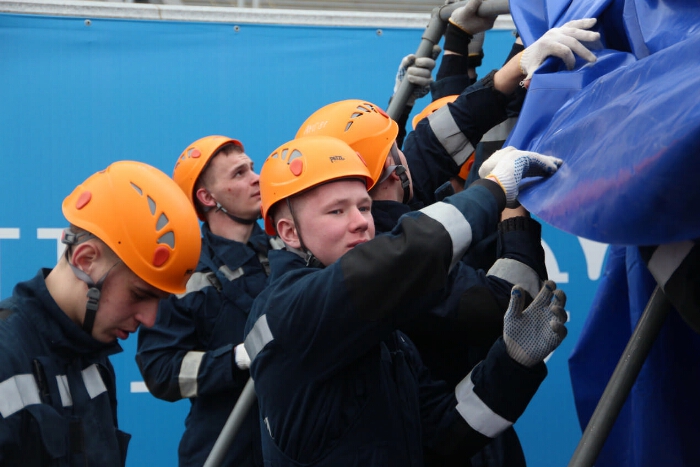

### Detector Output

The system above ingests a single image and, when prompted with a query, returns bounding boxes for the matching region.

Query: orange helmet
[411,95,459,130]
[260,136,373,235]
[296,100,397,186]
[173,135,244,220]
[63,160,201,294]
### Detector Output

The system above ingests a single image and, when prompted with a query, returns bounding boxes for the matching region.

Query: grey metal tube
[203,377,257,467]
[567,285,672,467]
[386,0,510,120]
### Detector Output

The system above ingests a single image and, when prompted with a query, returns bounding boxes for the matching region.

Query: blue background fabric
[507,0,700,465]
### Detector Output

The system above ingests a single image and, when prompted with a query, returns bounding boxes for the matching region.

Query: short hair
[192,142,244,217]
[63,224,115,262]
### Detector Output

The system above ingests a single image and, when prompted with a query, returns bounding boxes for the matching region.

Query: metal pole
[567,285,672,467]
[203,377,256,467]
[386,0,510,120]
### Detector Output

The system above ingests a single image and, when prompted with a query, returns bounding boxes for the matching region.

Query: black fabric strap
[444,23,472,56]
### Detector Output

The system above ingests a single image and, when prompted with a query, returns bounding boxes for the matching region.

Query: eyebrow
[135,285,169,300]
[229,156,254,172]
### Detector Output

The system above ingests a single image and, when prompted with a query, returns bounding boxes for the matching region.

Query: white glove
[449,0,497,36]
[520,18,600,81]
[503,280,568,367]
[468,31,486,58]
[393,45,441,104]
[467,31,485,69]
[234,343,251,370]
[479,146,562,207]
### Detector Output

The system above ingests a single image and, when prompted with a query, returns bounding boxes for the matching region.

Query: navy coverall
[244,179,547,467]
[403,63,537,467]
[0,270,129,467]
[136,223,278,467]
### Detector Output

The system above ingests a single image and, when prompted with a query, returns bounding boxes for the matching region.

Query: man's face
[205,151,261,220]
[294,179,375,266]
[90,262,168,343]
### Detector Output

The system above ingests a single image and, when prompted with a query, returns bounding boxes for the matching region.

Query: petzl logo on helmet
[329,155,345,163]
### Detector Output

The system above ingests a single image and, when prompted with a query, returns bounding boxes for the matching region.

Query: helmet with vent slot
[62,160,201,294]
[260,136,373,235]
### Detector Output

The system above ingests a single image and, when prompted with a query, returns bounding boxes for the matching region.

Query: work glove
[233,343,251,370]
[467,31,485,68]
[479,146,563,208]
[393,44,442,105]
[503,280,568,367]
[449,0,497,36]
[520,18,600,81]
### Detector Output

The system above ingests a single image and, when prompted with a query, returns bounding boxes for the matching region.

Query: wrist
[444,23,472,56]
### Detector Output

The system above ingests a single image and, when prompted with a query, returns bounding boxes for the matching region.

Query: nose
[251,171,260,185]
[349,207,369,232]
[137,301,159,329]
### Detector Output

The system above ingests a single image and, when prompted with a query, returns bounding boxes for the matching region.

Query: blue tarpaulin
[507,0,700,465]
[509,0,700,245]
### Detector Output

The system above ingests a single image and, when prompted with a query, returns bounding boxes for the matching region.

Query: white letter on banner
[542,239,569,284]
[37,228,66,264]
[0,229,20,294]
[577,237,609,281]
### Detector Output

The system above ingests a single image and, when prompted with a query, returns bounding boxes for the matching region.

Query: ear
[383,154,393,170]
[276,217,301,249]
[194,187,217,210]
[70,241,100,275]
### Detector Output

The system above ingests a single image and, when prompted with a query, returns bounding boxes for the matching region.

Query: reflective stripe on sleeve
[179,351,205,398]
[428,107,475,166]
[56,374,72,407]
[244,314,273,362]
[81,364,107,399]
[455,371,512,438]
[0,374,41,418]
[219,265,244,281]
[419,202,473,268]
[487,258,542,298]
[177,265,245,298]
[481,117,517,143]
[177,272,215,298]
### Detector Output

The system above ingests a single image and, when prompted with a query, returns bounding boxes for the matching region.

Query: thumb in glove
[449,0,497,36]
[520,18,601,81]
[479,146,562,207]
[503,280,568,367]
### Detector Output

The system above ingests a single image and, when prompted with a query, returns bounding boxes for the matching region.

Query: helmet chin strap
[61,228,120,336]
[377,144,411,204]
[286,198,324,268]
[67,263,119,335]
[213,199,260,225]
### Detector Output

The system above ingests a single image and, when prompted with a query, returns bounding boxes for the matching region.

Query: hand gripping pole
[386,0,510,120]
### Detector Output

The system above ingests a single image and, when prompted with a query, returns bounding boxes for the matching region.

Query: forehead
[213,150,252,167]
[299,179,369,205]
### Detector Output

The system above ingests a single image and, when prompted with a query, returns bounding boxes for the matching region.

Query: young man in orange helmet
[0,161,201,466]
[136,136,282,467]
[244,135,568,466]
[297,98,546,466]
